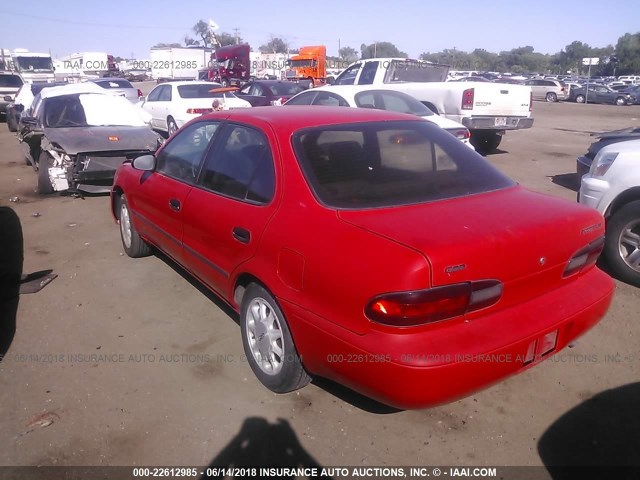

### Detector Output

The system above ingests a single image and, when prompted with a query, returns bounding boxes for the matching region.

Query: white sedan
[284,85,474,148]
[139,81,251,135]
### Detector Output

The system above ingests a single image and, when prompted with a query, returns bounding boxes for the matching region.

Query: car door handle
[169,198,181,212]
[232,227,251,244]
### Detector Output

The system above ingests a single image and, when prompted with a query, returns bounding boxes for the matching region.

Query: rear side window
[285,91,316,105]
[312,92,349,107]
[200,124,275,204]
[0,75,23,88]
[293,121,514,208]
[178,84,231,99]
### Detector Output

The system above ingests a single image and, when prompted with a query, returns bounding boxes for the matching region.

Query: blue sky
[1,0,638,59]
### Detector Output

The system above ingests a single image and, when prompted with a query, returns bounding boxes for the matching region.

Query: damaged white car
[19,82,161,194]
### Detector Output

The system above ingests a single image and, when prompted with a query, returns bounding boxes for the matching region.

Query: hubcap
[120,203,132,249]
[168,122,176,135]
[245,297,284,375]
[618,220,640,272]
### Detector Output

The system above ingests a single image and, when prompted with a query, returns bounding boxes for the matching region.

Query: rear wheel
[546,92,558,102]
[240,283,310,393]
[470,132,502,154]
[221,78,229,87]
[167,117,178,136]
[36,152,54,195]
[615,97,628,106]
[306,78,314,89]
[575,94,586,103]
[118,194,151,258]
[604,200,640,287]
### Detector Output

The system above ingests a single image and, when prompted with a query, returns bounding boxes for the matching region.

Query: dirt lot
[1,96,639,476]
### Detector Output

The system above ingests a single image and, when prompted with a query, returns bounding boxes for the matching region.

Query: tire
[221,78,229,87]
[604,200,640,287]
[470,132,502,154]
[167,117,178,136]
[36,152,54,195]
[615,97,627,106]
[546,92,557,102]
[240,283,310,393]
[575,94,586,104]
[7,115,17,132]
[118,194,151,258]
[306,78,314,89]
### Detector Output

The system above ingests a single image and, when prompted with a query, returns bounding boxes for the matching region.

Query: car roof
[199,105,420,134]
[39,82,109,99]
[92,78,131,83]
[158,81,222,87]
[600,139,640,154]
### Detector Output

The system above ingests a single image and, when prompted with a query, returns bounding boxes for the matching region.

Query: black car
[620,85,640,104]
[569,85,635,105]
[235,80,304,106]
[4,82,68,132]
[576,127,640,177]
[19,84,161,194]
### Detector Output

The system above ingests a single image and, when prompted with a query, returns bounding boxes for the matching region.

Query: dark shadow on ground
[201,417,332,479]
[550,173,581,192]
[538,382,640,480]
[0,206,23,360]
[481,148,508,157]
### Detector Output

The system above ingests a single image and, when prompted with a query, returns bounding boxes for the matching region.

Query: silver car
[525,79,568,102]
[89,78,142,103]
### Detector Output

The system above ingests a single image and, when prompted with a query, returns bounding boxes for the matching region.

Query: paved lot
[0,98,639,473]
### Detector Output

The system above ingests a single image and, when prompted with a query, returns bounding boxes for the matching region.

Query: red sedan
[111,106,613,409]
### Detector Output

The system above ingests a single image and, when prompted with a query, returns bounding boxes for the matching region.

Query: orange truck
[284,45,326,88]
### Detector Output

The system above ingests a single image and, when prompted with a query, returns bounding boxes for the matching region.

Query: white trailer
[1,49,55,83]
[148,47,211,82]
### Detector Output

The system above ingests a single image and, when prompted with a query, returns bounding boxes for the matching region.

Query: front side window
[147,86,162,102]
[200,124,275,203]
[158,85,172,101]
[335,63,361,85]
[293,121,514,209]
[156,121,221,183]
[358,61,379,85]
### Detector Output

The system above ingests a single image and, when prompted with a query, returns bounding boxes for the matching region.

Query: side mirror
[3,95,12,102]
[132,154,156,171]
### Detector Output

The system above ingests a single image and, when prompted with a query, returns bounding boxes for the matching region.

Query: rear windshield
[267,83,304,96]
[293,121,514,209]
[0,75,23,88]
[94,79,133,89]
[178,84,236,99]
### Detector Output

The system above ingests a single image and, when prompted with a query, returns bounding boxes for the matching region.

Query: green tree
[184,36,200,47]
[259,37,288,54]
[193,20,212,47]
[217,32,242,47]
[152,43,182,49]
[338,46,358,62]
[615,32,640,75]
[360,42,407,59]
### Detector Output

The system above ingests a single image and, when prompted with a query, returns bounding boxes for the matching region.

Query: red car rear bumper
[282,267,614,409]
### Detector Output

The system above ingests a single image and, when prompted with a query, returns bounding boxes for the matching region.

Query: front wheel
[36,152,54,195]
[604,200,640,287]
[118,194,151,258]
[240,283,310,393]
[306,78,314,89]
[221,78,229,87]
[615,97,628,106]
[546,92,558,102]
[575,94,586,104]
[470,132,502,155]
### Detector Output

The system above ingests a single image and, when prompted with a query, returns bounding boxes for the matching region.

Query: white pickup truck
[331,58,533,153]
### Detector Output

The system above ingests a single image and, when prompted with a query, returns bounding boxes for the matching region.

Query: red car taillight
[461,88,474,110]
[529,91,533,111]
[365,280,503,327]
[187,108,214,114]
[446,128,471,140]
[563,237,605,277]
[137,89,143,98]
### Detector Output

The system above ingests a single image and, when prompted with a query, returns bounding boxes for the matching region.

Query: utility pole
[233,28,240,45]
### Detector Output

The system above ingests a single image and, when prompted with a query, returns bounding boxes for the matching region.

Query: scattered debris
[68,223,77,227]
[18,410,62,437]
[84,242,90,246]
[9,196,20,202]
[31,212,42,218]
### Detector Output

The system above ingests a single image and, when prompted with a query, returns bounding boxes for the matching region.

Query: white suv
[579,139,640,286]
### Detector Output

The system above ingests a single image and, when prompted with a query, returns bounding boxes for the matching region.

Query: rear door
[131,120,218,262]
[181,122,279,294]
[142,86,162,128]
